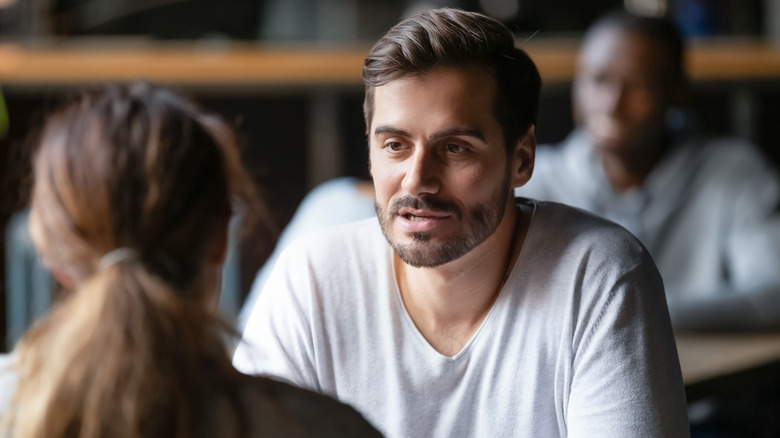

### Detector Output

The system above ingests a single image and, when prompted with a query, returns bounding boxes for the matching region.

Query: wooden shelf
[0,43,368,89]
[2,38,780,90]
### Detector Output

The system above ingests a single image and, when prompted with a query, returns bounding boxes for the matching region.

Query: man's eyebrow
[432,128,486,142]
[373,125,485,142]
[373,125,408,137]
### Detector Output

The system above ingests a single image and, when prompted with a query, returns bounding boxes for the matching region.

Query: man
[517,11,780,331]
[235,8,688,437]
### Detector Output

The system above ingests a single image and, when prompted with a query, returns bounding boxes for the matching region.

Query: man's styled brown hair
[362,7,541,153]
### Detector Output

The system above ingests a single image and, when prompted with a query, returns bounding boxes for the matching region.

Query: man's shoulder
[520,200,664,307]
[524,198,649,260]
[526,197,630,231]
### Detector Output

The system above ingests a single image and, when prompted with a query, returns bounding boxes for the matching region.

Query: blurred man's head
[573,11,687,158]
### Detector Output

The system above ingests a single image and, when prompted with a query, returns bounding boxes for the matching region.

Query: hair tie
[99,248,137,270]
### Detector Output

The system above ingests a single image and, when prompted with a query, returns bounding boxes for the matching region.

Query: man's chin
[391,238,461,269]
[394,247,451,269]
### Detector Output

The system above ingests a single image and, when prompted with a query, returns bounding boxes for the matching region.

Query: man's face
[368,66,517,268]
[573,26,672,155]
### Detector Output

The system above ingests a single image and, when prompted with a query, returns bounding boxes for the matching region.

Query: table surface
[3,37,780,88]
[677,332,780,385]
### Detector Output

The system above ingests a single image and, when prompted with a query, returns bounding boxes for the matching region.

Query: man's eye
[447,144,463,153]
[386,142,403,151]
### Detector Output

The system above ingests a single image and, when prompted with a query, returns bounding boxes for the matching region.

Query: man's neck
[395,202,529,357]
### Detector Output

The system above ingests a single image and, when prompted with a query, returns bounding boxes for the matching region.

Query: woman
[0,82,379,437]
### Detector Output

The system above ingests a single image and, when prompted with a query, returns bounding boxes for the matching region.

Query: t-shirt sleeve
[233,244,321,392]
[566,243,690,438]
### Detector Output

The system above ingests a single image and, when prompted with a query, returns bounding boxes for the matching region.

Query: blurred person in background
[515,11,780,437]
[517,10,780,333]
[0,82,380,437]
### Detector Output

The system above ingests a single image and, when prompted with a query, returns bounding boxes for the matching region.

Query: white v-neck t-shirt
[235,199,689,438]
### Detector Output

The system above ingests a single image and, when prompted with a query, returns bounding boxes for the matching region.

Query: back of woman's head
[9,82,258,438]
[31,81,251,287]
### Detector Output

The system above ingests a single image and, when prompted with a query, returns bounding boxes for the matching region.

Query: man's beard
[375,175,510,268]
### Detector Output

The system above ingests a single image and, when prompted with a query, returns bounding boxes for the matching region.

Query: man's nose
[401,147,440,197]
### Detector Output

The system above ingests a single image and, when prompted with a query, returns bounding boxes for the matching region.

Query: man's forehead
[375,67,497,103]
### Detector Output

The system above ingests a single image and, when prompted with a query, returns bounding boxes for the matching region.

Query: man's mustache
[389,195,459,217]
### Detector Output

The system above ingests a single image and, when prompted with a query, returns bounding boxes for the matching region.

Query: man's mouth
[396,207,451,232]
[398,207,450,220]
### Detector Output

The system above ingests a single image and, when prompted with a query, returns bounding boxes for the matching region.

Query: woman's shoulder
[238,375,382,437]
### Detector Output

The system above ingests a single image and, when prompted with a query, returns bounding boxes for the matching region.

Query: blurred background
[1,0,780,349]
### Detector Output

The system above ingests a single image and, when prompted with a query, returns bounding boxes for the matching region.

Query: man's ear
[510,125,536,189]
